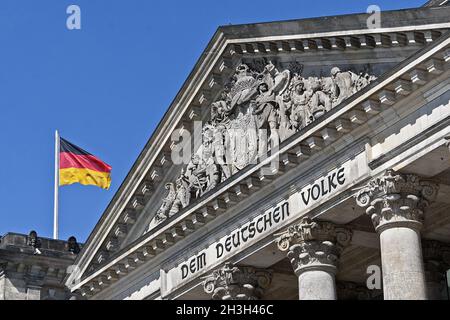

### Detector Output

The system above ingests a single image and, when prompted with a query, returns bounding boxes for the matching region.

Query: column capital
[355,169,438,232]
[275,217,352,275]
[202,262,272,300]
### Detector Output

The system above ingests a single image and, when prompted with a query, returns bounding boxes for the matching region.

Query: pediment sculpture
[147,62,376,230]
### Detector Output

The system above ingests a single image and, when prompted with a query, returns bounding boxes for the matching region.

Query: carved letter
[282,202,290,220]
[181,264,189,279]
[232,232,241,248]
[248,222,256,239]
[311,184,321,201]
[241,226,249,243]
[216,243,224,259]
[337,167,345,185]
[190,258,196,274]
[321,179,328,196]
[327,172,337,192]
[225,236,232,252]
[197,253,206,271]
[301,188,311,205]
[273,207,280,223]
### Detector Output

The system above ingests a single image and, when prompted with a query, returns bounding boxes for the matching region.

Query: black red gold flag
[59,138,111,189]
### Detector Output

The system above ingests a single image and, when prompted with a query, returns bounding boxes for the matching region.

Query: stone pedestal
[202,262,272,300]
[356,170,439,300]
[275,217,352,300]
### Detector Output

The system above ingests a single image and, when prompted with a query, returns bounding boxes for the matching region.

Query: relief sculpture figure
[148,62,376,229]
[154,183,176,223]
[227,64,259,173]
[253,82,278,155]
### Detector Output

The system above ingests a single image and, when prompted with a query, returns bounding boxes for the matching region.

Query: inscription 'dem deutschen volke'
[180,167,346,280]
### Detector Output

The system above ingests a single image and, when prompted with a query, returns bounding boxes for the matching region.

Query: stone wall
[0,232,81,300]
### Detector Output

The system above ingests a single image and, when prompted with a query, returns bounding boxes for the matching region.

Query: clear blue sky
[0,0,426,242]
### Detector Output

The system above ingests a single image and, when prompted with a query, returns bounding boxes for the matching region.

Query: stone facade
[3,1,450,300]
[0,232,81,300]
[57,2,450,300]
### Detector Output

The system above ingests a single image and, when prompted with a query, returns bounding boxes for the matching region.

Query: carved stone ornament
[274,217,352,274]
[148,62,376,231]
[354,170,439,231]
[202,262,272,300]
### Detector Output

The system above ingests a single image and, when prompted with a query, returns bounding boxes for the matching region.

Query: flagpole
[54,130,60,240]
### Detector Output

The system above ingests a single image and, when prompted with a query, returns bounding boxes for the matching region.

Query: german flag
[59,138,112,189]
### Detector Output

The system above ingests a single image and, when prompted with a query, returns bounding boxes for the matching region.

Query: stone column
[355,169,439,300]
[275,217,352,300]
[422,240,450,300]
[202,262,272,300]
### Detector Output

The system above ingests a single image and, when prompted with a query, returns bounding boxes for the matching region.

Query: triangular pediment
[143,59,380,231]
[127,33,442,241]
[65,5,450,291]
